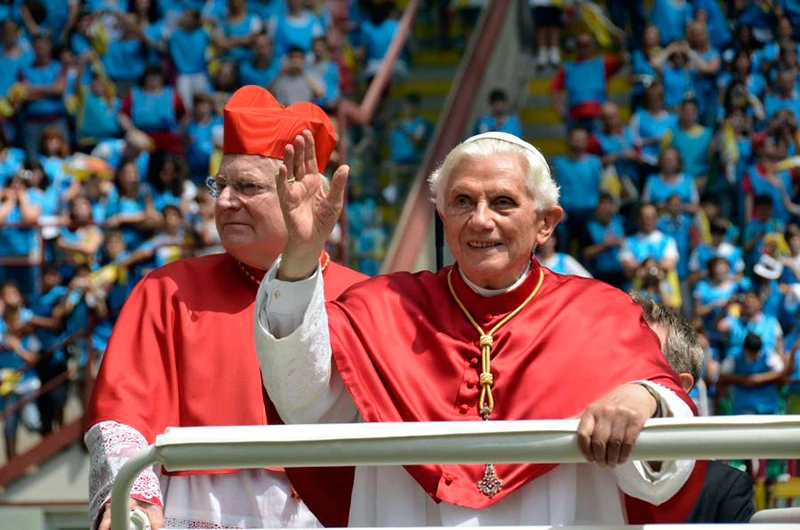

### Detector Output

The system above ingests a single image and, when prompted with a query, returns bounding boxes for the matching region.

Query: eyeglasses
[206,176,269,199]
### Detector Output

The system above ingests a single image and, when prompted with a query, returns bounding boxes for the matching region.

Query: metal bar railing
[111,416,800,530]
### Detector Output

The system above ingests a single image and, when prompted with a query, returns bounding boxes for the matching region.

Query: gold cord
[447,268,545,420]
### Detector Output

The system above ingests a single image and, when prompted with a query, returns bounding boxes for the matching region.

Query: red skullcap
[223,85,337,171]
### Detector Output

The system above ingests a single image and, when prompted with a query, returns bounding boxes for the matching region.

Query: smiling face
[441,154,561,289]
[214,154,287,268]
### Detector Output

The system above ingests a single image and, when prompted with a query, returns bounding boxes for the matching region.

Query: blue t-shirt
[662,65,693,107]
[764,93,800,121]
[688,242,744,275]
[693,0,731,48]
[563,57,607,108]
[79,92,123,142]
[621,231,678,264]
[724,313,782,358]
[585,216,626,275]
[130,86,177,133]
[0,148,26,185]
[746,165,793,223]
[272,11,324,58]
[361,19,399,62]
[631,109,677,164]
[693,278,741,340]
[727,350,782,414]
[658,212,692,279]
[186,116,222,179]
[309,60,340,109]
[719,72,767,101]
[390,117,430,165]
[631,50,656,97]
[103,38,146,82]
[595,127,638,183]
[552,155,602,212]
[642,173,698,206]
[27,186,60,217]
[220,13,261,61]
[743,218,785,266]
[669,125,713,179]
[239,60,279,88]
[19,60,65,117]
[92,139,151,178]
[651,0,692,45]
[0,206,37,256]
[0,48,31,95]
[105,187,148,247]
[30,285,68,361]
[168,27,210,75]
[473,115,523,138]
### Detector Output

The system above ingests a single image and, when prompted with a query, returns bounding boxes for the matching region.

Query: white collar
[459,262,532,298]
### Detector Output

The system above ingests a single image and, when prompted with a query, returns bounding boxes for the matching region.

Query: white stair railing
[111,416,800,530]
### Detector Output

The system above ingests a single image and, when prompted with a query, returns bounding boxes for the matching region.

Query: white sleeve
[613,381,695,506]
[254,259,359,424]
[663,237,679,260]
[721,355,735,374]
[565,255,593,278]
[85,421,163,530]
[767,352,785,372]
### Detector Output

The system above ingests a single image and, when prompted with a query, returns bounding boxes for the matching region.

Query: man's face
[679,102,698,124]
[214,155,287,267]
[639,205,658,234]
[601,104,620,130]
[441,153,560,289]
[1,285,22,308]
[576,34,594,60]
[595,198,615,223]
[568,129,588,154]
[710,260,730,281]
[743,292,761,317]
[778,70,796,94]
[287,51,305,72]
[33,37,51,61]
[490,98,507,116]
[2,22,17,48]
[756,203,773,221]
[254,35,272,59]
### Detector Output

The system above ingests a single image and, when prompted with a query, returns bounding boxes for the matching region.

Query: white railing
[111,416,800,530]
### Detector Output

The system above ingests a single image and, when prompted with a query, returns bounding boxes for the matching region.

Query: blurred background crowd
[0,0,799,510]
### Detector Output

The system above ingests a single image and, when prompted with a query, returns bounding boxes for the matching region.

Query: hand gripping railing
[111,416,800,530]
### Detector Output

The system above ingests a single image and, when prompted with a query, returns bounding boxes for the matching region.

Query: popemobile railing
[112,416,800,530]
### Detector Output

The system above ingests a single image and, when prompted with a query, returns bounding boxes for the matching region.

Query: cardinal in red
[85,86,366,530]
[255,131,707,527]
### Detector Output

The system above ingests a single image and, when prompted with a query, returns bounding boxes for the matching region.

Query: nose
[216,185,241,210]
[468,201,494,230]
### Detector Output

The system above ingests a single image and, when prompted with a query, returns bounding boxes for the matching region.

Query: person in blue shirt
[358,1,405,82]
[269,0,325,59]
[28,265,68,435]
[693,0,731,50]
[91,129,153,180]
[693,257,740,347]
[582,192,626,287]
[0,132,26,186]
[100,11,148,95]
[689,219,745,283]
[720,50,767,102]
[146,151,188,212]
[594,102,638,187]
[214,0,264,62]
[655,41,694,109]
[105,160,154,248]
[742,135,794,224]
[686,22,721,128]
[239,33,279,89]
[390,92,431,166]
[308,36,340,111]
[630,26,660,110]
[0,175,42,294]
[658,194,693,280]
[0,20,32,97]
[720,332,784,415]
[536,234,593,278]
[168,9,212,111]
[17,34,69,160]
[733,1,775,45]
[764,67,800,121]
[629,82,678,170]
[650,0,692,46]
[0,280,42,461]
[124,204,187,279]
[620,203,680,280]
[552,128,603,252]
[184,92,223,184]
[473,89,523,138]
[642,147,699,210]
[76,69,123,152]
[743,195,784,270]
[57,196,104,275]
[718,289,784,358]
[663,98,713,188]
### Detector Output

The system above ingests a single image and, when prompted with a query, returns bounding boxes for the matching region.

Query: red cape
[277,259,707,524]
[87,252,366,476]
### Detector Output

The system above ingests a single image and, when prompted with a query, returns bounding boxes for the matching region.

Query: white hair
[428,132,560,212]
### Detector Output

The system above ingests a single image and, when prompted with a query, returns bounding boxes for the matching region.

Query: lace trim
[85,421,164,530]
[163,519,244,528]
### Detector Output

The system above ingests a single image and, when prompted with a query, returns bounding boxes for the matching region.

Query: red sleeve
[173,90,186,121]
[604,55,623,79]
[120,93,132,116]
[86,275,179,443]
[550,66,565,91]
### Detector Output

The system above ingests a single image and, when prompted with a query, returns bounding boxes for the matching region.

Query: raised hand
[276,130,348,281]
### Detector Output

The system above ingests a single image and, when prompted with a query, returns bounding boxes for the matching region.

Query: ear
[679,373,695,393]
[535,206,564,247]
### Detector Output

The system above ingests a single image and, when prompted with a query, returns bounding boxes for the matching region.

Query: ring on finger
[287,177,296,184]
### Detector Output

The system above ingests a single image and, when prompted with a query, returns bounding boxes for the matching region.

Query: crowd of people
[0,0,409,463]
[479,1,800,478]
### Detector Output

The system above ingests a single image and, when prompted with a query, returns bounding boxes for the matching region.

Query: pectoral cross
[477,463,503,498]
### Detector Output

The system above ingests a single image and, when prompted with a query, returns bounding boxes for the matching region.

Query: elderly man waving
[255,132,704,526]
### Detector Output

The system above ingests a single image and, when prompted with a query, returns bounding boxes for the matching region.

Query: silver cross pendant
[477,464,503,498]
